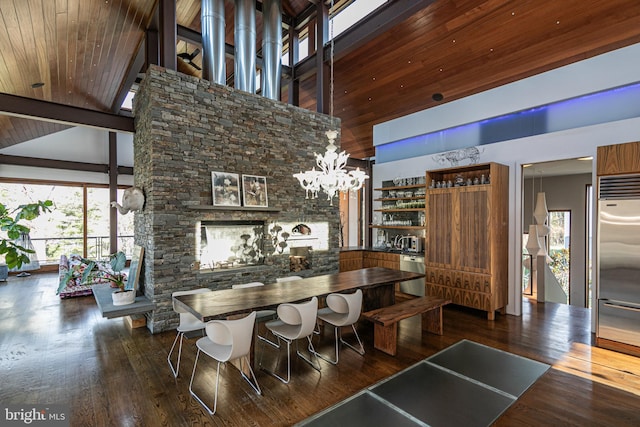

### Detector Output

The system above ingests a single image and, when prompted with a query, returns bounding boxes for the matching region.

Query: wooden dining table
[173,267,425,322]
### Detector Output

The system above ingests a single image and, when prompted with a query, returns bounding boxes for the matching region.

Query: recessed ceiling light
[432,93,444,102]
[31,82,44,88]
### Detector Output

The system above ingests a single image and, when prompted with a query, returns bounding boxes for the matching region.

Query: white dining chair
[232,281,278,345]
[189,311,260,415]
[167,288,212,378]
[315,289,365,364]
[259,297,321,383]
[275,275,321,334]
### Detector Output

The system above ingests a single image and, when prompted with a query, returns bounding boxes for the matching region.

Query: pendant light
[293,0,368,205]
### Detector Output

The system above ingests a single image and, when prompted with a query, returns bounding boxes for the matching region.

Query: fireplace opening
[198,220,266,270]
[290,246,312,272]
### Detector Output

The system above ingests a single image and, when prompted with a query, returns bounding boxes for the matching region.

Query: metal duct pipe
[201,0,226,84]
[234,0,256,93]
[261,0,282,100]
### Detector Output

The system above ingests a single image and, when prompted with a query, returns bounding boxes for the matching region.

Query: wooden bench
[361,296,451,356]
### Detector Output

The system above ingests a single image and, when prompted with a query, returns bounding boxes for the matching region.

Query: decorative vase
[112,290,136,306]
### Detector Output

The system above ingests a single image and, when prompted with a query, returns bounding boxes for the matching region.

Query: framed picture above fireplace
[242,174,268,207]
[211,171,241,206]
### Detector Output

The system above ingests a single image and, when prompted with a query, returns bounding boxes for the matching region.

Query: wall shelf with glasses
[371,177,427,246]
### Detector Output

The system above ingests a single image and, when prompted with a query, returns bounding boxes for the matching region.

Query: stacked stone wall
[133,65,339,332]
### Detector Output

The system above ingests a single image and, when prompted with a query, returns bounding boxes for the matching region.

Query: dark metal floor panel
[426,339,550,397]
[370,362,514,427]
[296,340,550,427]
[297,392,424,427]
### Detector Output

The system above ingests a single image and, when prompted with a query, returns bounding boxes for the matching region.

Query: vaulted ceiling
[2,0,640,160]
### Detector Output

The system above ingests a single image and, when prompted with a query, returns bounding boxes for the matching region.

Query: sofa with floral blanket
[57,254,125,299]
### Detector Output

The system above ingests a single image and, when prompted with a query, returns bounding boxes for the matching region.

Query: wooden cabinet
[424,162,509,320]
[339,251,363,272]
[597,141,640,176]
[339,250,400,272]
[363,251,400,270]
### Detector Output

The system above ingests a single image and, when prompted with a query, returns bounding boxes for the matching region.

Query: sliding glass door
[0,181,133,265]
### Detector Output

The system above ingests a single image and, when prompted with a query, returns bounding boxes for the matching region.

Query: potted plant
[0,200,53,279]
[84,251,135,306]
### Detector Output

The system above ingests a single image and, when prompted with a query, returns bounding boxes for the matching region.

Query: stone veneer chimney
[132,65,340,333]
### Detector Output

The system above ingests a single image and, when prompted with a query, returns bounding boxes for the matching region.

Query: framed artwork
[211,171,241,206]
[126,245,144,292]
[242,175,268,207]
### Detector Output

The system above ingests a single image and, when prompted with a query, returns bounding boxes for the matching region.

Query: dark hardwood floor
[1,273,639,426]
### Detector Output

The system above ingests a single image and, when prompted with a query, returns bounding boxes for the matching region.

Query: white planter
[112,290,136,306]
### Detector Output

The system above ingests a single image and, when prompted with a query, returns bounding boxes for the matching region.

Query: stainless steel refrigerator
[597,175,640,348]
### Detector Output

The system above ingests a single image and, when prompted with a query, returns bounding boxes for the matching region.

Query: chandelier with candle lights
[293,1,368,205]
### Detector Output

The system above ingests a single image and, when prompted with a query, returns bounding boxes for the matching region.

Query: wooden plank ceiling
[1,0,640,159]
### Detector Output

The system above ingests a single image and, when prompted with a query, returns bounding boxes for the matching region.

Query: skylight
[121,90,135,111]
[283,0,388,64]
[331,0,388,38]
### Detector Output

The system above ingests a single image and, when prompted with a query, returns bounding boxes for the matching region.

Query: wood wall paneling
[597,141,640,176]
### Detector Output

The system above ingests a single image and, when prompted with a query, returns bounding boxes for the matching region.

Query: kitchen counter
[339,246,425,256]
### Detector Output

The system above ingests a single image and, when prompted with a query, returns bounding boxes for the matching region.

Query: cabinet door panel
[363,252,399,270]
[426,267,491,293]
[426,192,453,265]
[426,284,491,311]
[458,190,490,271]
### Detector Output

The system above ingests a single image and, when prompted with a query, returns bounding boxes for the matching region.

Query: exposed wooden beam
[112,40,147,113]
[0,93,134,133]
[294,2,317,30]
[109,132,118,253]
[0,154,134,175]
[316,1,329,114]
[287,23,300,105]
[159,0,177,70]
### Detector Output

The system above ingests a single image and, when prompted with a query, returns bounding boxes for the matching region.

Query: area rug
[296,339,550,427]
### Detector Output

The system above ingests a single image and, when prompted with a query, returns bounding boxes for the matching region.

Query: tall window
[548,210,571,303]
[0,181,133,265]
